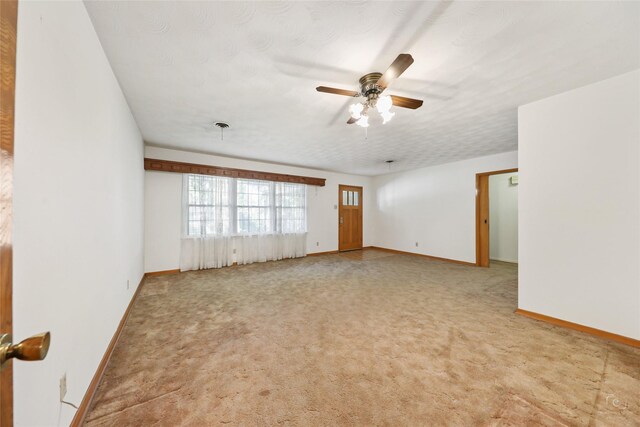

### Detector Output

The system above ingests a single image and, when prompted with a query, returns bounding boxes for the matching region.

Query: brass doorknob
[0,332,50,369]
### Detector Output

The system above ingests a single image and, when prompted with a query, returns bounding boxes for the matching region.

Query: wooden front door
[338,185,363,252]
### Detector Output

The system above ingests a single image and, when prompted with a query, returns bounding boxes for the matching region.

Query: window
[186,174,231,236]
[276,182,307,233]
[237,179,273,234]
[184,174,307,236]
[342,189,359,206]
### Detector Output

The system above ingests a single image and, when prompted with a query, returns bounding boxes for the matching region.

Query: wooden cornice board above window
[144,158,326,187]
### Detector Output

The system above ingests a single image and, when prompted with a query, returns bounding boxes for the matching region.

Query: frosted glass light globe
[356,115,369,128]
[376,95,393,113]
[349,103,364,119]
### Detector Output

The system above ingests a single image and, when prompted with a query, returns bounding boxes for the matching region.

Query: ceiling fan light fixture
[376,95,395,124]
[376,95,392,113]
[356,115,369,128]
[380,110,395,124]
[349,102,363,120]
[315,53,421,127]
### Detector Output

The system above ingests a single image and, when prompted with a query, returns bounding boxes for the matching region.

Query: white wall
[13,2,144,425]
[519,69,640,339]
[144,146,373,272]
[372,152,518,264]
[489,173,518,263]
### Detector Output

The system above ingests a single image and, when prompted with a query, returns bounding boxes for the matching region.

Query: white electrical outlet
[60,374,67,401]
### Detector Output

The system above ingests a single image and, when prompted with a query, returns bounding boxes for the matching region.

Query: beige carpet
[85,250,639,426]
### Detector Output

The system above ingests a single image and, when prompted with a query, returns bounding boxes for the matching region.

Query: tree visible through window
[276,182,307,233]
[186,174,231,236]
[236,179,273,234]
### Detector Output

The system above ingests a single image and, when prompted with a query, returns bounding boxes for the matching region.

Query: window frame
[184,174,307,237]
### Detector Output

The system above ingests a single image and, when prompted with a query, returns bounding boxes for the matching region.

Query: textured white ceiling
[85,1,640,176]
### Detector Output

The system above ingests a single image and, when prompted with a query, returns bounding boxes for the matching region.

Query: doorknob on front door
[0,332,50,370]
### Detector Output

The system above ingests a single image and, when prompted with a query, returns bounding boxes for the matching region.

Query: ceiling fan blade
[376,54,414,90]
[316,86,360,97]
[390,95,423,109]
[347,117,357,124]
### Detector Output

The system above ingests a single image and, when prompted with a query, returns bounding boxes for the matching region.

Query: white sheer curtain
[180,236,234,271]
[183,174,232,236]
[235,233,306,265]
[180,175,234,271]
[180,174,307,272]
[275,182,306,233]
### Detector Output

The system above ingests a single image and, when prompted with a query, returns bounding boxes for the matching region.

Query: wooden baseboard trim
[368,246,476,266]
[70,275,146,426]
[307,250,339,256]
[144,268,180,277]
[515,308,640,348]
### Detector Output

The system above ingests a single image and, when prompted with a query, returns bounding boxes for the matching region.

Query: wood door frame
[475,168,518,267]
[0,0,18,425]
[338,185,363,252]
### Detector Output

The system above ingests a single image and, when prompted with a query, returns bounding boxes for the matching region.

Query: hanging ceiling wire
[214,122,229,141]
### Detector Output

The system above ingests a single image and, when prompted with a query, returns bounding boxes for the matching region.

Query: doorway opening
[476,168,518,267]
[338,185,363,252]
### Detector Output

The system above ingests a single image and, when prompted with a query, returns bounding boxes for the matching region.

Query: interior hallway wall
[12,2,145,425]
[372,151,518,264]
[489,173,518,263]
[518,69,640,339]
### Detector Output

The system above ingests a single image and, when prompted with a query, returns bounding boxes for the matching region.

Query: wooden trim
[70,275,146,426]
[476,174,489,267]
[144,269,180,277]
[307,250,339,256]
[515,309,640,348]
[0,0,18,425]
[475,168,518,267]
[144,158,326,187]
[476,168,518,177]
[368,246,476,266]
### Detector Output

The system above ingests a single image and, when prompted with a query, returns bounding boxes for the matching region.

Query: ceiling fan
[316,53,423,127]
